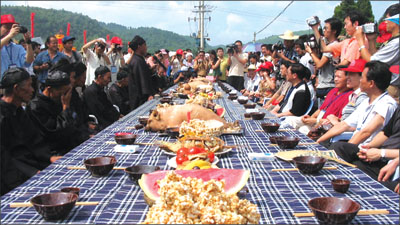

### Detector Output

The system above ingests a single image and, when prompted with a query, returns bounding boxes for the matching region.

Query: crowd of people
[1,3,399,196]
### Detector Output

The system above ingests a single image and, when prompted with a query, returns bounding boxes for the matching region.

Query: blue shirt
[33,50,66,83]
[1,42,30,79]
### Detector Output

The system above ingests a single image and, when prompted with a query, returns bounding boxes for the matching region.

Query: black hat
[45,70,70,87]
[0,67,30,88]
[117,70,129,81]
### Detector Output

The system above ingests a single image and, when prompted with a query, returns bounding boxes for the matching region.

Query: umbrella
[242,42,263,53]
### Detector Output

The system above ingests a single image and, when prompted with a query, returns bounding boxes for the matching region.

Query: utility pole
[189,1,211,51]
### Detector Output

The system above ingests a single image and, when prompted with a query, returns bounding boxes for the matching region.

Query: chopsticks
[105,141,154,146]
[10,201,99,208]
[271,166,337,172]
[67,166,126,170]
[269,143,317,146]
[293,209,389,217]
[255,129,295,132]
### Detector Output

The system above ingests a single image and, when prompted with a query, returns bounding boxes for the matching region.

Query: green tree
[333,0,358,22]
[357,0,374,23]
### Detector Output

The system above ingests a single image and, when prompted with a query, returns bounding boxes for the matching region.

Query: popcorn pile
[142,172,260,224]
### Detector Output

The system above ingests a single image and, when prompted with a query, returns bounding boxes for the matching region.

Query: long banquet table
[1,83,399,224]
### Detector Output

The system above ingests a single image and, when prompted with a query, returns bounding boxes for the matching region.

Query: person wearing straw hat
[1,14,34,79]
[273,30,299,64]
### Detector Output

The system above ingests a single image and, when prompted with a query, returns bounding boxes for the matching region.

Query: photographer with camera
[272,30,299,64]
[171,49,184,76]
[307,17,342,99]
[260,44,273,63]
[315,11,368,67]
[1,14,34,78]
[194,50,209,77]
[227,40,248,91]
[106,36,126,85]
[81,38,111,86]
[354,4,399,102]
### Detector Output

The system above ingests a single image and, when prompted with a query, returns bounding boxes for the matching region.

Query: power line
[256,1,294,35]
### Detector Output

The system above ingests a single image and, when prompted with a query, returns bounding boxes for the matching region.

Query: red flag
[106,34,110,42]
[30,12,35,38]
[83,30,87,44]
[66,23,71,36]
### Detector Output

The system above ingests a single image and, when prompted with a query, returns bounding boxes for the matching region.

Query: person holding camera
[81,38,111,86]
[273,30,299,65]
[1,14,34,78]
[171,49,184,76]
[354,4,399,102]
[260,44,273,62]
[194,50,209,77]
[308,17,342,99]
[33,36,67,88]
[106,36,126,85]
[227,40,248,91]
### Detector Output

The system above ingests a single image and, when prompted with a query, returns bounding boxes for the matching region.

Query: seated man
[378,157,399,193]
[107,69,130,116]
[264,60,292,110]
[83,66,120,131]
[283,67,353,134]
[273,63,311,118]
[241,64,261,99]
[0,68,60,195]
[317,61,398,146]
[27,70,78,156]
[332,106,400,191]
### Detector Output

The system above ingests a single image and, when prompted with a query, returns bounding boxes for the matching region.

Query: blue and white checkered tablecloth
[1,83,399,224]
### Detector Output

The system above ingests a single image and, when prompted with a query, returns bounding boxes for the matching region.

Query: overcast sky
[2,1,397,45]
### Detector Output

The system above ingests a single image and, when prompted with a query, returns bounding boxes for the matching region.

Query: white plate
[162,148,232,156]
[167,156,219,168]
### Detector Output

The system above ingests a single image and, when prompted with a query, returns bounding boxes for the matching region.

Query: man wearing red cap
[171,49,184,76]
[1,14,34,78]
[106,36,125,85]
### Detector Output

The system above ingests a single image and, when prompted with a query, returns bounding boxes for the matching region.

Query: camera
[362,23,376,34]
[272,41,284,52]
[46,61,53,68]
[226,44,238,55]
[17,25,28,34]
[305,35,318,49]
[306,16,320,26]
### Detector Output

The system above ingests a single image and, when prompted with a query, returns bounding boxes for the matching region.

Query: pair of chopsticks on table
[255,129,295,132]
[294,209,389,217]
[105,141,154,145]
[10,202,99,208]
[271,166,337,172]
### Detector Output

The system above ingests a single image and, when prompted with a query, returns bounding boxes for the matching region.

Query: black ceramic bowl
[160,97,173,104]
[228,95,238,100]
[60,187,80,197]
[238,98,248,104]
[161,92,170,97]
[244,113,252,118]
[84,156,117,177]
[30,192,78,221]
[138,116,149,126]
[269,136,285,144]
[276,136,300,149]
[292,156,327,174]
[250,112,266,120]
[125,165,160,184]
[165,127,180,138]
[331,179,351,193]
[178,93,189,99]
[244,103,256,109]
[115,133,137,145]
[308,197,360,224]
[261,122,280,133]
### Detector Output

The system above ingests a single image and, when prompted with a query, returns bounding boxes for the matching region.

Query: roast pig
[145,104,227,132]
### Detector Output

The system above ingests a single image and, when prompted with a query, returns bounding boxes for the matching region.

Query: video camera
[305,35,318,49]
[226,44,238,55]
[272,41,284,52]
[306,16,320,27]
[17,25,28,34]
[361,23,376,34]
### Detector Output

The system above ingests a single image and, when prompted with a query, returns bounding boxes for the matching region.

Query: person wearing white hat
[272,30,299,64]
[241,64,261,97]
[81,37,111,86]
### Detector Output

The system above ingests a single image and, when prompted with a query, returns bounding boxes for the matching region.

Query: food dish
[167,156,219,168]
[162,147,232,156]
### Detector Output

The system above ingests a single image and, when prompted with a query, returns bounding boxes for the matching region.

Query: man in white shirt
[227,40,248,91]
[241,64,260,97]
[317,61,398,146]
[106,36,125,85]
[81,38,111,86]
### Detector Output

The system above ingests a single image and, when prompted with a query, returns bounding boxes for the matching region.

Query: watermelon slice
[215,107,225,117]
[139,168,250,201]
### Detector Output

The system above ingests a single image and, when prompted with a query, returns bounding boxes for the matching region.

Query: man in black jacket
[0,68,59,195]
[107,69,130,116]
[83,66,120,130]
[128,35,155,110]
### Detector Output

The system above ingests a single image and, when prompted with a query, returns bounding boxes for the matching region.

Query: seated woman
[253,62,276,105]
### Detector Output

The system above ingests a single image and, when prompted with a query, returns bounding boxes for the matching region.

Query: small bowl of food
[244,103,256,109]
[292,156,327,174]
[138,116,149,126]
[237,97,248,104]
[160,97,173,104]
[60,187,80,197]
[165,127,180,138]
[125,165,160,184]
[30,192,78,221]
[331,178,351,193]
[276,136,300,149]
[115,132,137,145]
[250,112,265,120]
[261,122,280,133]
[308,197,360,224]
[83,156,117,177]
[269,136,285,144]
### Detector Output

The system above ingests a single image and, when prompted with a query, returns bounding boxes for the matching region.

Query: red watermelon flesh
[139,168,249,200]
[216,108,225,117]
